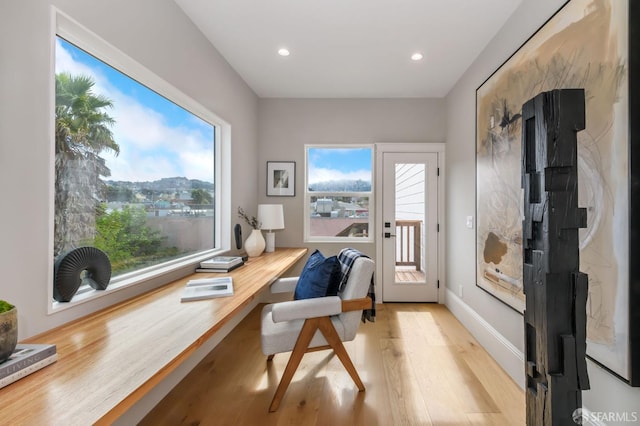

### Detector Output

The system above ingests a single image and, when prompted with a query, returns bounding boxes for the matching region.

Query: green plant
[93,204,178,274]
[191,188,213,205]
[0,300,14,314]
[238,207,261,229]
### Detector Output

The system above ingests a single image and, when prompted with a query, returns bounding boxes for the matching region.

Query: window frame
[49,8,232,313]
[304,144,375,243]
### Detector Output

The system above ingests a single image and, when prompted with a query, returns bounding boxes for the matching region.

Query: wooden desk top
[0,248,307,425]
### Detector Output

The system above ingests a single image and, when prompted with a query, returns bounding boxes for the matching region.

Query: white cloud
[55,40,100,81]
[110,99,168,150]
[103,153,177,182]
[55,39,214,183]
[179,149,215,182]
[308,167,371,185]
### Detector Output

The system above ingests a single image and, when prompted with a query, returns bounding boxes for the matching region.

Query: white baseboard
[445,289,525,388]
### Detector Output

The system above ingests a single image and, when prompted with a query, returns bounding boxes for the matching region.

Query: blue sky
[55,38,214,183]
[56,38,372,186]
[307,147,372,185]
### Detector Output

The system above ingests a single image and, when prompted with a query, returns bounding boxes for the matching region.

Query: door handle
[384,232,396,238]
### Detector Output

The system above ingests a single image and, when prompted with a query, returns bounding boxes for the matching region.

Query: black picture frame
[627,0,639,387]
[266,161,295,197]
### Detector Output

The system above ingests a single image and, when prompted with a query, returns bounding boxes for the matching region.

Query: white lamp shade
[258,204,285,230]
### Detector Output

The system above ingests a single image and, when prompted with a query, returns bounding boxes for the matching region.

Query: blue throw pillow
[294,250,341,300]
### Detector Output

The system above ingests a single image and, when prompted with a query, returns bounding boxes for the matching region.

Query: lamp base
[265,231,276,252]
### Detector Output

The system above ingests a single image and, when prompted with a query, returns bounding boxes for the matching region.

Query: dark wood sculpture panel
[521,89,590,425]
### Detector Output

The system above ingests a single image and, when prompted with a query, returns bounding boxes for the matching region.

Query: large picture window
[53,19,225,302]
[304,146,373,242]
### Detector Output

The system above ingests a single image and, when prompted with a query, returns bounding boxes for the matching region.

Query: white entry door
[382,152,439,302]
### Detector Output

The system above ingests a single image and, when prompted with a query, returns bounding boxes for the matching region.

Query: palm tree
[54,73,120,257]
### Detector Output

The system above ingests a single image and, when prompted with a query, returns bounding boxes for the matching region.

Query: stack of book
[0,343,57,389]
[196,256,244,273]
[181,277,234,302]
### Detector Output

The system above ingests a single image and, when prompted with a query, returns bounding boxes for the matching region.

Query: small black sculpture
[53,247,112,302]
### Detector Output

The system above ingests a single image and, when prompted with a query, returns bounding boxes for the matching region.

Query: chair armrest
[341,297,372,312]
[269,277,299,294]
[271,296,342,322]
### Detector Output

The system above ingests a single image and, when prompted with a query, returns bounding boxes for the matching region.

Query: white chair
[260,256,375,412]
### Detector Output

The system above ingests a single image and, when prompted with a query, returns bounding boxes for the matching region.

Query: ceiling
[174,0,523,98]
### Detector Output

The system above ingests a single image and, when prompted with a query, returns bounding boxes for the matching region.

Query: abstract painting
[476,0,638,383]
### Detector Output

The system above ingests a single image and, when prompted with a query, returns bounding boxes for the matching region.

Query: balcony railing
[396,220,422,271]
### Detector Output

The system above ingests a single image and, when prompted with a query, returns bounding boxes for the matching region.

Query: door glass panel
[395,163,426,284]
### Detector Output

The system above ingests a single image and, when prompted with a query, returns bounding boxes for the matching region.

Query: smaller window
[304,146,374,242]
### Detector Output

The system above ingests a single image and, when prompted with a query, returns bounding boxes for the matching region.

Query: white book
[0,353,58,389]
[200,256,243,269]
[181,277,234,302]
[0,343,56,379]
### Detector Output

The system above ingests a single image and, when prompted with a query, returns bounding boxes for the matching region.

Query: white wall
[256,98,445,267]
[3,0,638,421]
[0,0,258,339]
[445,0,640,422]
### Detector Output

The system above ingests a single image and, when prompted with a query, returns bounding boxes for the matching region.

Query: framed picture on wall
[475,0,639,386]
[267,161,295,197]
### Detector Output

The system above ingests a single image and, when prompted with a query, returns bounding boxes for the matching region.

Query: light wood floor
[141,303,524,425]
[395,268,426,282]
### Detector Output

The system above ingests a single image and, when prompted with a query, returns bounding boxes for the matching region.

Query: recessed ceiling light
[411,53,423,61]
[278,48,290,57]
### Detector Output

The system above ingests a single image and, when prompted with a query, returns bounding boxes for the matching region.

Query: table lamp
[258,204,285,252]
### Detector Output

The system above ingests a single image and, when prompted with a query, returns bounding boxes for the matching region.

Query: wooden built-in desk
[0,248,307,425]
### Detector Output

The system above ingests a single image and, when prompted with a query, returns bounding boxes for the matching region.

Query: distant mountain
[106,177,214,191]
[308,179,371,192]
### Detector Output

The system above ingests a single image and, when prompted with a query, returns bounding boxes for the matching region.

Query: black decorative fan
[53,247,112,302]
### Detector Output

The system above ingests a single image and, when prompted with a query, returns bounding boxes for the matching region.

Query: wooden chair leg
[269,318,319,412]
[317,317,365,391]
